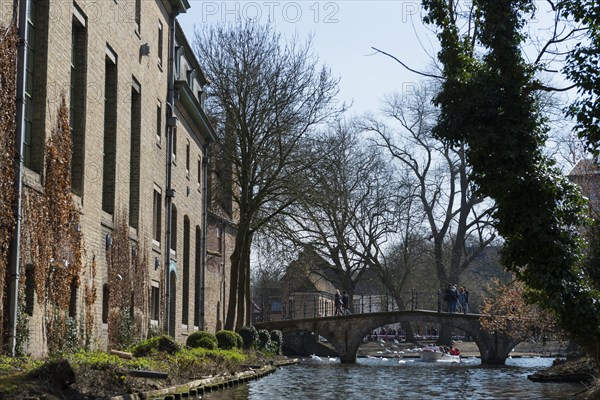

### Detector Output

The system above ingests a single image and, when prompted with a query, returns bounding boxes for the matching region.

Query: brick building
[2,0,236,356]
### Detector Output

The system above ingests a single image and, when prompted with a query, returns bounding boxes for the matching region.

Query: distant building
[569,158,600,215]
[253,249,397,322]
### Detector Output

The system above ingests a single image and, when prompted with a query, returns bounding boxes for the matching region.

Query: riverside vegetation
[0,327,289,400]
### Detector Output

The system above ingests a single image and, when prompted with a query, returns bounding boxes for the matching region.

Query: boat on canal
[419,347,460,363]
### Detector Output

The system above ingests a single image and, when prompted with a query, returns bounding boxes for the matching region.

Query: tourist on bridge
[443,283,459,313]
[458,286,467,313]
[458,286,469,314]
[334,289,343,315]
[342,290,351,314]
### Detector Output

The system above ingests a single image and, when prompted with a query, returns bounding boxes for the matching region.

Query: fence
[253,289,482,323]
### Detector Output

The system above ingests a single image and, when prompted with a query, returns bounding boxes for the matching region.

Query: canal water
[202,357,584,399]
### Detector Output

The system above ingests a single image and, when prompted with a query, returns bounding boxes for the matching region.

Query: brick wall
[17,0,222,355]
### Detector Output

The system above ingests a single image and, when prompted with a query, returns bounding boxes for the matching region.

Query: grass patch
[0,343,284,399]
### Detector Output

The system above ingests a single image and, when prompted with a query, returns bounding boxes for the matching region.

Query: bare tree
[194,21,342,330]
[360,84,496,344]
[270,120,401,311]
[371,190,432,299]
[362,83,496,297]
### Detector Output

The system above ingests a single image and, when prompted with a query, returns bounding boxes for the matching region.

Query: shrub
[258,329,271,350]
[238,326,258,349]
[196,336,217,350]
[216,330,239,350]
[234,332,244,349]
[130,335,180,357]
[186,331,218,349]
[269,330,283,355]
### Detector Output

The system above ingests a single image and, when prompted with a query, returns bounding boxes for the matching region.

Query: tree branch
[370,47,443,80]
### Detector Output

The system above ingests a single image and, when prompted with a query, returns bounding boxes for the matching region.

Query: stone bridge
[255,310,520,365]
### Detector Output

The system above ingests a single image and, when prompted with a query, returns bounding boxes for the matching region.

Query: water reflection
[202,357,584,399]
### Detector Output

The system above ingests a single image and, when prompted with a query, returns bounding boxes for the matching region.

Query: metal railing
[253,290,480,323]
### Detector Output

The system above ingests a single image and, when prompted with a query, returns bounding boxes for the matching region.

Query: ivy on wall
[20,96,85,354]
[0,24,17,351]
[83,255,97,348]
[107,212,150,350]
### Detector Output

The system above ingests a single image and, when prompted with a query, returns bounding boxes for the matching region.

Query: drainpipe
[164,11,177,337]
[7,0,31,356]
[200,143,209,330]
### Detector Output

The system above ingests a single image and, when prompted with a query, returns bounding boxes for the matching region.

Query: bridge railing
[253,290,480,323]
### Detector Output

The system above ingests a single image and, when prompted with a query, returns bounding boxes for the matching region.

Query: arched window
[182,216,190,325]
[194,226,201,327]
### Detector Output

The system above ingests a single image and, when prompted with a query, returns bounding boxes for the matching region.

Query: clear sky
[177,1,438,116]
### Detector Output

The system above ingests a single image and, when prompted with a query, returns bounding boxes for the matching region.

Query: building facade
[569,158,600,215]
[3,0,235,356]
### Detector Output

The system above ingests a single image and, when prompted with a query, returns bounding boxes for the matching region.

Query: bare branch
[370,47,444,80]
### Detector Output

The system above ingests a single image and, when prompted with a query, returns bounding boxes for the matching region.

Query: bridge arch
[255,310,520,365]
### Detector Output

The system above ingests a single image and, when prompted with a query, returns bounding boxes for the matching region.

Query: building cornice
[174,80,216,143]
[165,0,190,14]
[175,21,209,85]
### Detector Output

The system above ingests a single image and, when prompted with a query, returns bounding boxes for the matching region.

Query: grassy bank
[0,348,291,399]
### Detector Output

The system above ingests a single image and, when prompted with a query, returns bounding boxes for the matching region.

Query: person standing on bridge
[462,286,469,314]
[342,290,351,314]
[458,286,467,313]
[444,284,458,313]
[334,289,343,315]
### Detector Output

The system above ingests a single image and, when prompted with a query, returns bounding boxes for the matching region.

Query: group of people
[334,289,351,315]
[443,283,469,314]
[439,345,461,356]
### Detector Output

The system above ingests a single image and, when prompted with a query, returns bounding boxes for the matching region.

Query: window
[134,0,141,33]
[70,5,87,196]
[172,127,177,161]
[23,0,48,174]
[171,204,178,253]
[194,226,201,327]
[185,143,190,177]
[25,265,35,316]
[151,284,159,321]
[102,48,118,215]
[182,216,190,325]
[156,102,162,144]
[157,21,163,66]
[23,1,36,170]
[129,79,141,229]
[271,299,282,313]
[197,157,202,190]
[102,284,109,323]
[69,277,78,318]
[152,189,162,243]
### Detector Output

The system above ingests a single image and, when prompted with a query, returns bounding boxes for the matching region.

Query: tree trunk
[245,262,252,326]
[224,239,241,330]
[438,324,453,346]
[226,218,252,331]
[404,323,417,343]
[235,252,247,331]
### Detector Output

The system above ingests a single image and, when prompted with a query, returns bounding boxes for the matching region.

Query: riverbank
[0,349,296,400]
